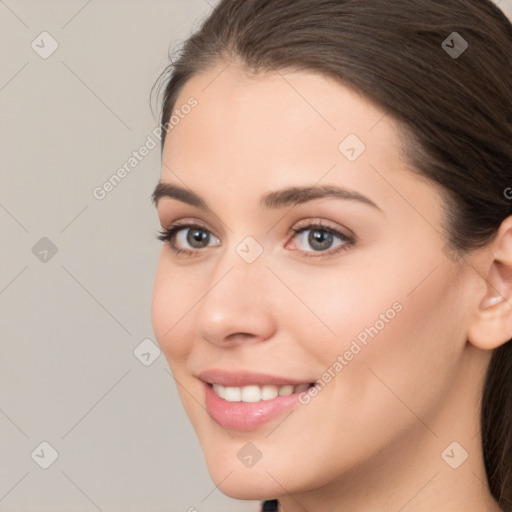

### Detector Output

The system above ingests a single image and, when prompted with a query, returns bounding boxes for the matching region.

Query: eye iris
[187,228,209,248]
[309,229,333,251]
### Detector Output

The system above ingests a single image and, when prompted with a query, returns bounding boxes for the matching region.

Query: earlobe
[467,216,512,350]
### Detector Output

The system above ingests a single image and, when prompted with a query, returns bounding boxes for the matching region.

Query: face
[151,61,476,500]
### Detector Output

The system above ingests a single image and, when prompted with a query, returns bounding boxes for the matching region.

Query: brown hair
[154,1,512,509]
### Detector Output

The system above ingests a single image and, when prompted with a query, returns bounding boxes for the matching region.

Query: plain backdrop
[1,1,511,511]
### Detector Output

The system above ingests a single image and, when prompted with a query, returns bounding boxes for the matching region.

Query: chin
[206,464,280,501]
[198,441,286,500]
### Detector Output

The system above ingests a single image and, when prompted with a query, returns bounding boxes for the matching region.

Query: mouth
[208,382,315,402]
[198,369,316,430]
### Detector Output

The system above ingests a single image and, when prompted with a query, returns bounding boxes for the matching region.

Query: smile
[211,383,313,402]
[199,369,316,430]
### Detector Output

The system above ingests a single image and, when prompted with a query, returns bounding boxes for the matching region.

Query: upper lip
[198,368,313,387]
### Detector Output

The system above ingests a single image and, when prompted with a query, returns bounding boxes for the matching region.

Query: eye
[156,220,354,259]
[156,223,220,257]
[287,222,353,258]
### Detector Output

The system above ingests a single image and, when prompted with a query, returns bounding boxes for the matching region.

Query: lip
[203,381,306,430]
[198,368,313,387]
[198,369,314,431]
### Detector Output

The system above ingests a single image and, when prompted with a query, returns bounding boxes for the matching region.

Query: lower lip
[203,382,303,431]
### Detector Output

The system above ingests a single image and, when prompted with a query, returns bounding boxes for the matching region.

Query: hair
[153,0,512,509]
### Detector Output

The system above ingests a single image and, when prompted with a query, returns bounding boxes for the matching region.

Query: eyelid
[290,218,355,240]
[161,218,221,240]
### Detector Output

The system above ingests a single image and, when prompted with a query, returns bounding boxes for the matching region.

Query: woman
[150,1,512,510]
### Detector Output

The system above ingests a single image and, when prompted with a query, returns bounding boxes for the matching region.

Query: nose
[192,254,277,347]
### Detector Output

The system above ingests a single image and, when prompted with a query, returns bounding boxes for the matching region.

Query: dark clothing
[261,500,279,511]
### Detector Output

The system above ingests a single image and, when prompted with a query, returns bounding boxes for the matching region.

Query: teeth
[224,386,242,402]
[211,383,311,402]
[241,385,261,402]
[278,384,294,396]
[213,384,225,399]
[261,385,278,400]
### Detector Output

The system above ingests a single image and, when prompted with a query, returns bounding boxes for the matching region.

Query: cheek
[324,263,464,430]
[151,254,197,361]
[250,268,465,484]
[287,252,464,424]
[274,260,404,363]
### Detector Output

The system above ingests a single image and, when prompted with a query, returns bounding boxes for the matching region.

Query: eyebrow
[151,182,382,212]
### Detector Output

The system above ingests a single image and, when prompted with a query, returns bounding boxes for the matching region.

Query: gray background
[1,1,511,511]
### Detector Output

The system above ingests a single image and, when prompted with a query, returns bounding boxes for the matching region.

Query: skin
[151,60,512,511]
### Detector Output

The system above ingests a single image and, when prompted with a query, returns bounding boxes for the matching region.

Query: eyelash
[156,221,354,259]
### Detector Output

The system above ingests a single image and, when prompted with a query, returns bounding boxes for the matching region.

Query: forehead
[159,60,442,228]
[164,62,399,173]
[169,61,393,150]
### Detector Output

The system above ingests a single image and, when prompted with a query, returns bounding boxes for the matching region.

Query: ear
[467,215,512,350]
